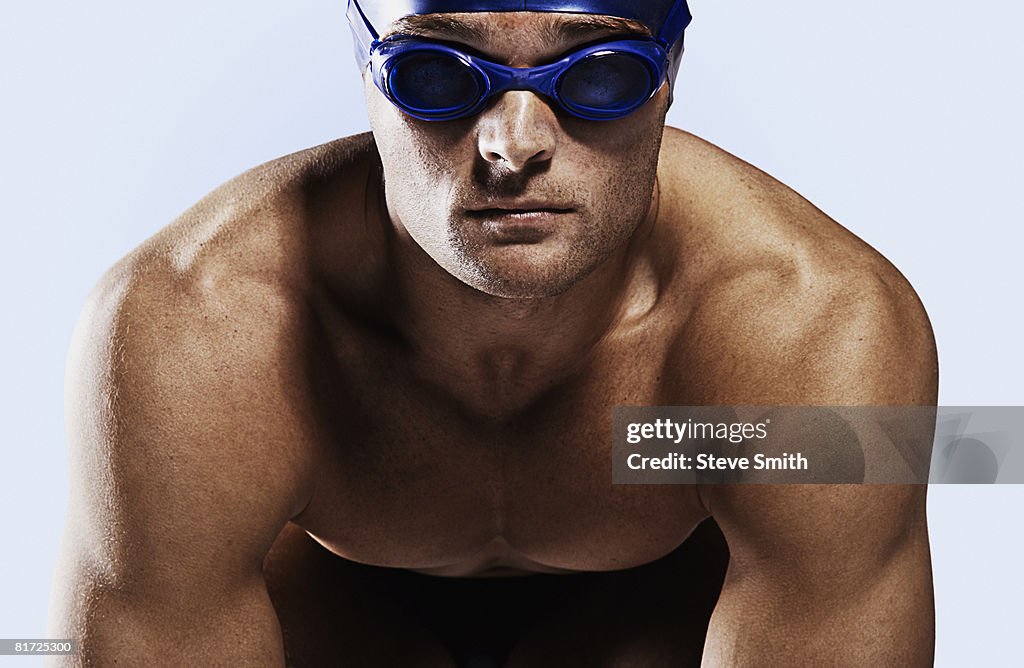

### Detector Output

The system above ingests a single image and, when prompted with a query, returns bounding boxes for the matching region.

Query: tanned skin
[48,11,936,667]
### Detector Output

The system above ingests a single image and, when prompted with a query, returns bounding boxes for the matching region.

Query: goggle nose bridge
[474,59,565,99]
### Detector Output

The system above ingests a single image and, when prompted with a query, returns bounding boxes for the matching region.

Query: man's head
[347,1,693,298]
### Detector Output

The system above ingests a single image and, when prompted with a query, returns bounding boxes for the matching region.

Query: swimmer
[48,1,937,665]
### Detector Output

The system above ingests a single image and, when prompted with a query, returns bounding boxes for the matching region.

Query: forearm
[702,538,934,667]
[48,582,286,667]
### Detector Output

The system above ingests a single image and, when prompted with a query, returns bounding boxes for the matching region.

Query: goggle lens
[558,53,655,117]
[387,52,484,117]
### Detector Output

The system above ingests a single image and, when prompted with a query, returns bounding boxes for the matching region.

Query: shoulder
[55,263,311,662]
[77,131,381,386]
[651,132,935,629]
[653,129,935,579]
[137,131,379,285]
[61,219,323,597]
[70,130,383,447]
[63,139,386,536]
[656,127,937,405]
[53,136,380,637]
[66,238,320,536]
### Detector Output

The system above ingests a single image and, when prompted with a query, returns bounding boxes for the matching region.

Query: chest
[294,321,707,574]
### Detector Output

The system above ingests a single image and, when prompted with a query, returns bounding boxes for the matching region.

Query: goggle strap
[657,0,693,46]
[347,0,378,70]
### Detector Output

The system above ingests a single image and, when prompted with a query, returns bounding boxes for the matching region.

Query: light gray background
[1,1,1020,665]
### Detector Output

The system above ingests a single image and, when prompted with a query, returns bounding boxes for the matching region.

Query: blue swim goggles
[372,37,669,122]
[347,1,693,122]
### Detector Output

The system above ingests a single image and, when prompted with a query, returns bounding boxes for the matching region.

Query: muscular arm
[702,485,932,666]
[47,266,317,666]
[691,262,938,666]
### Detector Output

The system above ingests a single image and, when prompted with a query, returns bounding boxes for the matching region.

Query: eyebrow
[384,15,488,42]
[383,13,652,43]
[553,15,652,41]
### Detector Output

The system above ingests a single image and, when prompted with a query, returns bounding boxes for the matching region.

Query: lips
[464,202,576,244]
[465,202,575,218]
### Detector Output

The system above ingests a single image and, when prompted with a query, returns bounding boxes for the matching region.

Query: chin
[470,278,574,300]
[455,246,593,299]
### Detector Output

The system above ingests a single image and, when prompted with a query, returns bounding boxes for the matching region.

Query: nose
[476,91,558,171]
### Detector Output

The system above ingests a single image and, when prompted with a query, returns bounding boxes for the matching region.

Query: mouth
[466,198,574,215]
[466,199,577,243]
[466,204,575,217]
[465,206,576,243]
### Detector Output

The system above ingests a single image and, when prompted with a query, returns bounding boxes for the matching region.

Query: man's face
[365,12,670,298]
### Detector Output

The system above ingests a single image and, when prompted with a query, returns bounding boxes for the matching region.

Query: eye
[388,51,483,111]
[558,53,654,110]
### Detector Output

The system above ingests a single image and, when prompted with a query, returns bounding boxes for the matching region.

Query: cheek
[566,84,667,154]
[367,80,460,184]
[562,89,667,179]
[571,119,665,219]
[366,98,485,234]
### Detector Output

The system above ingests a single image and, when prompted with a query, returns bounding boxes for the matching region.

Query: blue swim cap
[346,0,692,99]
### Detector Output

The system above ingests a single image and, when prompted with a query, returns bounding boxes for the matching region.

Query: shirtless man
[47,1,938,665]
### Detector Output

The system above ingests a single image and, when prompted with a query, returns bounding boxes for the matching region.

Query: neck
[379,178,662,413]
